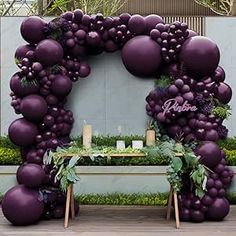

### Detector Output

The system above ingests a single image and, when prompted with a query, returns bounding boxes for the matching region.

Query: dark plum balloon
[205,129,219,142]
[20,95,48,122]
[121,36,162,77]
[15,44,35,61]
[105,40,118,52]
[120,13,131,24]
[2,185,44,225]
[20,16,46,44]
[10,73,39,97]
[35,39,63,67]
[167,125,182,137]
[52,205,65,219]
[86,31,102,47]
[8,118,38,146]
[214,82,232,104]
[179,208,190,221]
[128,14,146,35]
[195,141,221,168]
[144,14,164,34]
[180,36,220,77]
[79,62,91,77]
[51,75,72,97]
[190,210,205,223]
[207,197,230,221]
[16,164,45,188]
[186,29,198,38]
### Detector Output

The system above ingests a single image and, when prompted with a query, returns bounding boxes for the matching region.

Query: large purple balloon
[180,36,220,77]
[214,82,232,104]
[20,95,48,122]
[35,39,63,67]
[207,197,230,220]
[20,16,46,44]
[128,14,146,34]
[2,185,44,225]
[8,118,38,146]
[10,73,39,97]
[121,36,162,77]
[144,14,164,34]
[51,75,72,96]
[195,141,222,168]
[17,164,45,188]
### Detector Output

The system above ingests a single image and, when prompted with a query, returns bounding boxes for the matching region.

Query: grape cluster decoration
[2,10,233,225]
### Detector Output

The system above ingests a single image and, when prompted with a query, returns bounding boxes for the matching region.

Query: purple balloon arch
[2,10,234,225]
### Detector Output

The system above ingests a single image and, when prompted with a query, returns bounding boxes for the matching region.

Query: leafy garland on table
[44,130,208,198]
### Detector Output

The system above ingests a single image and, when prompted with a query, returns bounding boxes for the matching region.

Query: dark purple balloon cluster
[178,141,233,222]
[3,10,233,226]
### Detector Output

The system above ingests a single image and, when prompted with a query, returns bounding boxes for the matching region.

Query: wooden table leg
[166,187,173,220]
[173,191,180,229]
[70,184,75,220]
[64,184,72,228]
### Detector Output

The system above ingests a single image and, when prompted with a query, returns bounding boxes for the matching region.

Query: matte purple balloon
[207,197,230,221]
[20,16,46,44]
[8,118,38,146]
[121,36,162,77]
[128,14,146,35]
[17,164,45,188]
[35,39,63,67]
[186,29,198,38]
[51,74,72,97]
[205,129,219,142]
[10,73,39,97]
[2,185,44,225]
[180,36,220,77]
[105,40,118,52]
[79,62,91,77]
[145,14,164,34]
[195,141,222,168]
[214,82,232,104]
[20,95,48,122]
[15,44,35,61]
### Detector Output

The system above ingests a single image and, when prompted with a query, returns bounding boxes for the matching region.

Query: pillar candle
[83,125,92,148]
[146,130,155,146]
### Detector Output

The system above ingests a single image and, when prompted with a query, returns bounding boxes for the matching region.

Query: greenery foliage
[0,147,21,165]
[212,104,231,120]
[47,0,126,16]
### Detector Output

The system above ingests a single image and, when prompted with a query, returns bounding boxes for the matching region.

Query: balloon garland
[2,10,233,225]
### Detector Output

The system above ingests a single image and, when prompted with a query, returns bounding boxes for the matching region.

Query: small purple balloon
[79,62,91,77]
[144,14,164,34]
[51,74,72,97]
[214,82,232,104]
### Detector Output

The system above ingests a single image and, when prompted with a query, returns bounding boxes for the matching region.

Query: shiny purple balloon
[8,118,38,146]
[20,16,46,44]
[121,36,162,77]
[20,95,48,122]
[17,164,45,188]
[180,36,220,78]
[35,39,63,67]
[2,185,44,225]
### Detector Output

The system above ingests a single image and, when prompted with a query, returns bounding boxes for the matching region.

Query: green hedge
[75,193,168,206]
[1,135,236,166]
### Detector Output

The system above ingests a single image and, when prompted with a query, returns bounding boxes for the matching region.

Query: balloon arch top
[2,10,233,225]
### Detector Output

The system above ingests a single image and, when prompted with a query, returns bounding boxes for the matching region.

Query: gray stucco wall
[1,17,236,136]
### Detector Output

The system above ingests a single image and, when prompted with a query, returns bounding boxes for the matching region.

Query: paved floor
[0,205,236,236]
